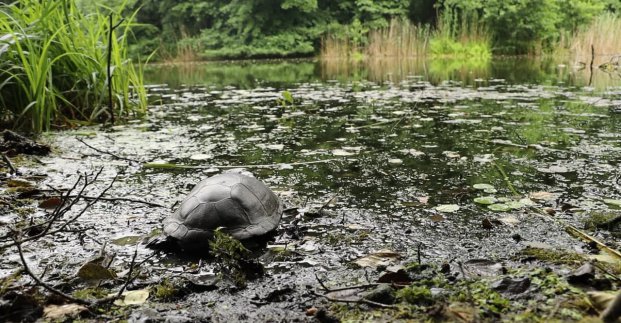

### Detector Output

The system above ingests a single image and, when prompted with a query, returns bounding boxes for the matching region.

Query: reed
[0,0,146,132]
[562,13,621,64]
[366,19,430,58]
[430,6,491,58]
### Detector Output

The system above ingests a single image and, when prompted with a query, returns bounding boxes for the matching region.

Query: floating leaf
[529,191,557,201]
[473,184,496,193]
[111,235,142,246]
[537,165,569,174]
[488,204,511,212]
[189,153,211,161]
[113,289,150,306]
[518,198,536,206]
[498,216,520,226]
[435,204,460,213]
[474,196,497,205]
[603,199,621,207]
[505,201,526,209]
[332,149,355,156]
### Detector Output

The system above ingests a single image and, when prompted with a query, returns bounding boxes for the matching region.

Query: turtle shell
[163,173,282,247]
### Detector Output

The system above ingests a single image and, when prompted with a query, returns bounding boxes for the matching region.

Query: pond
[5,57,621,321]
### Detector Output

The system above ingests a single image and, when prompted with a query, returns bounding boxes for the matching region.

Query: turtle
[162,173,282,249]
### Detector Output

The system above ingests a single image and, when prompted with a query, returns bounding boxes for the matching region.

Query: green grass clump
[0,0,147,132]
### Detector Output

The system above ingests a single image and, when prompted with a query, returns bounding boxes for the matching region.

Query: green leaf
[488,204,511,212]
[282,90,294,104]
[474,196,497,205]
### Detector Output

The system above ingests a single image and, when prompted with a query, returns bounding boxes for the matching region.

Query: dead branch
[76,137,141,163]
[117,249,138,297]
[1,153,17,174]
[14,236,91,306]
[0,168,117,249]
[69,195,165,208]
[311,290,396,309]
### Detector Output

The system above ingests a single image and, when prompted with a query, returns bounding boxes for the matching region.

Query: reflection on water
[144,58,621,89]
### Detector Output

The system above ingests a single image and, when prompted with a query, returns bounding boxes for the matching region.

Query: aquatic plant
[0,0,147,132]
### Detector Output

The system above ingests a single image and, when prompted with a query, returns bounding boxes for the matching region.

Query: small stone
[362,284,396,305]
[568,263,595,284]
[492,277,531,294]
[306,307,318,316]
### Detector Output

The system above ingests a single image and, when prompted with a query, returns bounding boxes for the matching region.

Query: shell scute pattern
[163,173,282,246]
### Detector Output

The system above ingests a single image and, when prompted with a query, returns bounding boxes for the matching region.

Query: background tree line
[79,0,621,59]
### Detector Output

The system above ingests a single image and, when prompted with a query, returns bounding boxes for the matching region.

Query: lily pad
[473,183,494,190]
[474,196,497,205]
[488,204,511,212]
[473,183,497,193]
[435,204,460,213]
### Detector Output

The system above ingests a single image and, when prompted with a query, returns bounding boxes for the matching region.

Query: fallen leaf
[38,197,62,210]
[353,249,401,269]
[43,304,87,320]
[430,214,445,222]
[113,289,150,306]
[76,262,116,281]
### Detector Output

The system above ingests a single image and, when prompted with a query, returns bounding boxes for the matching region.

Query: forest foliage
[111,0,621,59]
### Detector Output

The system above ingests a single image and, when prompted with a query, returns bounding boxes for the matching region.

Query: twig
[14,236,91,305]
[65,195,165,208]
[76,137,140,163]
[314,273,330,291]
[0,169,117,249]
[117,249,138,297]
[1,153,17,174]
[565,225,621,259]
[143,158,354,170]
[312,290,396,308]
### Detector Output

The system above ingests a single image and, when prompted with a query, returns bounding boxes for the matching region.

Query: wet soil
[1,59,621,322]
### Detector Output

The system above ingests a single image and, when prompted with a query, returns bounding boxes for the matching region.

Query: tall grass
[320,12,491,60]
[366,19,430,58]
[429,6,491,58]
[0,0,146,132]
[559,13,621,64]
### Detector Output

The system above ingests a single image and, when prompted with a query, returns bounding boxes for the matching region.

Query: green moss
[396,285,433,305]
[73,287,108,300]
[450,280,510,316]
[153,278,178,300]
[584,212,619,231]
[520,247,586,266]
